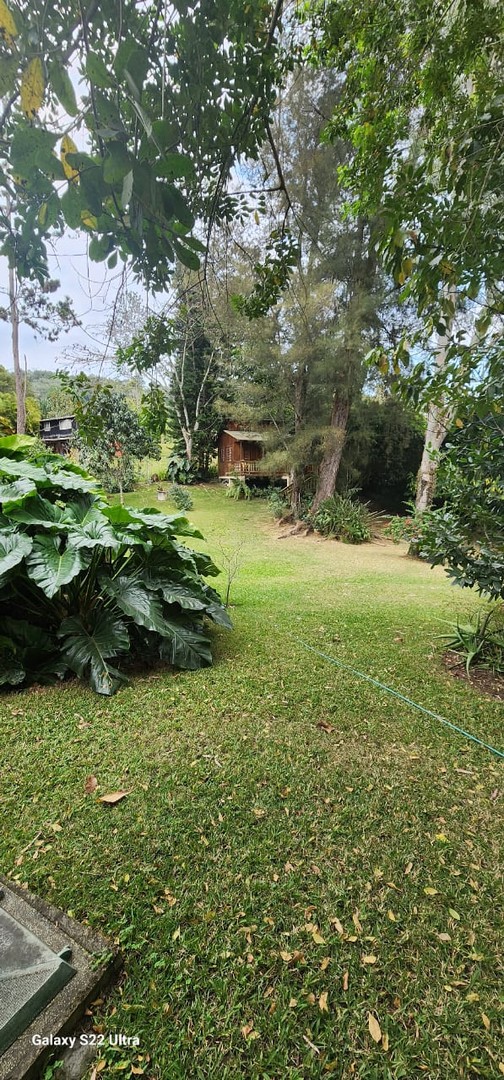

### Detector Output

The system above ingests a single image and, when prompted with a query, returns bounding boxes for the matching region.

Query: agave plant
[0,436,231,695]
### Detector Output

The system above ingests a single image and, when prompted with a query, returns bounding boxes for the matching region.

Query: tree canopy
[305,0,504,393]
[0,0,290,287]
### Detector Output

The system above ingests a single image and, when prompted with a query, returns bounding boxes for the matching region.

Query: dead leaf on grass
[330,916,344,935]
[368,1013,382,1043]
[362,954,377,965]
[320,956,330,971]
[342,970,349,991]
[84,775,98,794]
[482,1012,491,1030]
[97,790,129,805]
[318,991,329,1012]
[317,721,335,734]
[312,929,325,945]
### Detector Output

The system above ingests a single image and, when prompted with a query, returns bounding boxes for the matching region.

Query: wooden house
[217,422,289,483]
[39,415,76,455]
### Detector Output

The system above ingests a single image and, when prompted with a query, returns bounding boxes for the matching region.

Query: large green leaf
[126,507,203,538]
[26,535,85,598]
[44,467,98,493]
[0,478,38,506]
[159,622,213,670]
[0,458,47,481]
[67,515,120,551]
[0,435,37,452]
[0,531,33,576]
[190,550,220,577]
[59,611,129,696]
[100,572,171,635]
[6,495,68,528]
[156,583,208,610]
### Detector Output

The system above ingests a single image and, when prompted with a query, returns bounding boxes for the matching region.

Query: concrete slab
[0,878,121,1080]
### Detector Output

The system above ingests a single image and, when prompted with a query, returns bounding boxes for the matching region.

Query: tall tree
[118,283,222,477]
[231,70,384,511]
[305,0,504,509]
[63,378,160,503]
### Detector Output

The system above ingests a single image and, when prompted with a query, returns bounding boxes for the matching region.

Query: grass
[1,485,503,1080]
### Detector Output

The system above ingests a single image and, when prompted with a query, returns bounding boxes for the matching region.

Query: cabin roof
[223,429,264,442]
[40,415,75,424]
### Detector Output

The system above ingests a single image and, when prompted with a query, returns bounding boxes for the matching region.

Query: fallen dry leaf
[97,790,129,805]
[352,912,363,933]
[482,1012,491,1030]
[438,933,451,942]
[289,997,297,1008]
[318,991,329,1012]
[424,887,438,896]
[320,956,330,971]
[330,916,344,935]
[382,1031,389,1051]
[404,861,413,875]
[312,930,325,945]
[241,1021,254,1038]
[342,970,349,991]
[84,775,98,794]
[317,721,335,734]
[448,908,461,920]
[362,954,377,965]
[368,1013,382,1043]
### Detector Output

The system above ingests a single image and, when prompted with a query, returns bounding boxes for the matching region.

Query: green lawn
[1,486,502,1079]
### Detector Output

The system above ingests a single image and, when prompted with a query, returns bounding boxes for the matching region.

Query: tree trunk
[413,290,456,515]
[414,403,450,512]
[8,262,25,435]
[311,397,350,513]
[289,362,308,514]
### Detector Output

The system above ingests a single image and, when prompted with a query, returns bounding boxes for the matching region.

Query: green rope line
[295,638,504,760]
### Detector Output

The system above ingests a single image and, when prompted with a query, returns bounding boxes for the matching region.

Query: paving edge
[0,876,122,1080]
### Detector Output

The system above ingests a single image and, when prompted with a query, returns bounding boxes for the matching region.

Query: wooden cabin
[218,424,266,478]
[39,415,76,455]
[217,422,289,484]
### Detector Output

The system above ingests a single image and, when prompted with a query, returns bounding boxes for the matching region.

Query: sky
[0,229,156,374]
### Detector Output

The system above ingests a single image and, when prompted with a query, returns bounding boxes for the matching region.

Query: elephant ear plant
[0,436,231,695]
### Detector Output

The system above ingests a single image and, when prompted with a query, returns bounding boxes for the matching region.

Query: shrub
[0,436,231,696]
[168,484,193,511]
[225,476,251,501]
[312,493,376,543]
[267,488,289,518]
[384,503,423,546]
[442,608,504,675]
[166,454,197,485]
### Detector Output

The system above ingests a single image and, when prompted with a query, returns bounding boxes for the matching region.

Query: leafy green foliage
[119,294,222,479]
[306,0,504,397]
[225,476,251,501]
[0,0,290,287]
[0,391,40,434]
[419,412,504,601]
[267,488,290,519]
[168,485,193,512]
[0,437,230,695]
[311,492,378,543]
[166,454,196,485]
[442,609,504,676]
[61,376,160,497]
